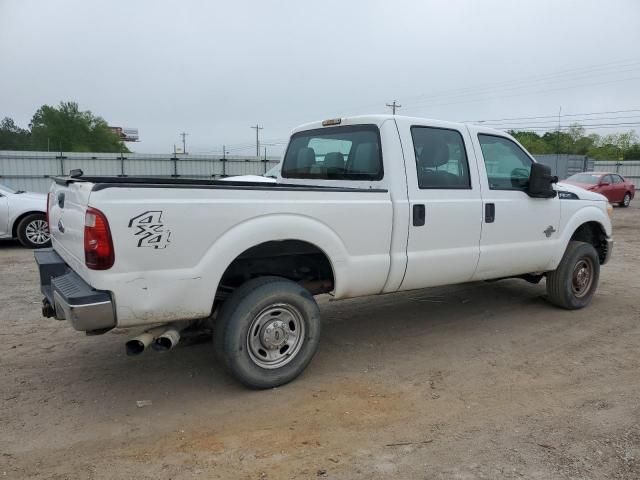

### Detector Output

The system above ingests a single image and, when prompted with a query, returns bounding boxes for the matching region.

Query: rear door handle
[413,204,425,227]
[485,203,495,223]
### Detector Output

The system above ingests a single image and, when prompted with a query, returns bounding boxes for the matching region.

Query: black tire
[16,213,51,249]
[214,276,321,389]
[619,192,631,208]
[546,241,600,310]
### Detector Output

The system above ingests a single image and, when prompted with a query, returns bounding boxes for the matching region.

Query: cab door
[396,119,482,290]
[469,129,560,280]
[611,174,626,203]
[598,174,616,202]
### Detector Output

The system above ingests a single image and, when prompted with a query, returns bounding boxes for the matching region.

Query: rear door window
[410,126,471,189]
[281,125,383,181]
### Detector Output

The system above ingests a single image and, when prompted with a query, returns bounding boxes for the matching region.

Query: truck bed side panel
[87,187,393,326]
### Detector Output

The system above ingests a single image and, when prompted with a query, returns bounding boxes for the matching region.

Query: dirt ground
[1,204,639,480]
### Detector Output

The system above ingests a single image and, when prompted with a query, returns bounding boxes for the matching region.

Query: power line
[400,60,640,107]
[402,75,640,113]
[492,122,640,132]
[465,108,640,123]
[326,57,640,118]
[481,116,640,129]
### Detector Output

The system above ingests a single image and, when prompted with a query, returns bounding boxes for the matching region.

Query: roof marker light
[322,118,342,126]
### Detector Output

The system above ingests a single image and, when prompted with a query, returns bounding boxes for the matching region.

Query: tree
[510,124,640,160]
[0,117,31,150]
[509,131,553,154]
[29,101,128,153]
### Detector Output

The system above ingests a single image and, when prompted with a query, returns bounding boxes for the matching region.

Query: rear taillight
[84,207,114,270]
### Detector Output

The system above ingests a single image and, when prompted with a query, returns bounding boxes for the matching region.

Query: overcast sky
[1,0,639,155]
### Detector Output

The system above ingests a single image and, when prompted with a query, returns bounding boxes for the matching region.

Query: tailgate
[47,179,94,279]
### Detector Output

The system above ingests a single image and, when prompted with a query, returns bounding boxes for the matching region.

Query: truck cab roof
[292,114,510,138]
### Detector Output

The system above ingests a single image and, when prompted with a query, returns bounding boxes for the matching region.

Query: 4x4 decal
[128,211,171,249]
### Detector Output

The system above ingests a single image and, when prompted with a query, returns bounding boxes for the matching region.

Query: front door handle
[485,203,495,223]
[413,204,425,226]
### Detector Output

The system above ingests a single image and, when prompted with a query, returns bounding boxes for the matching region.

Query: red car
[564,172,635,207]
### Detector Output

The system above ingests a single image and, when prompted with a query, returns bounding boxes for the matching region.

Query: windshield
[567,173,600,184]
[0,184,16,195]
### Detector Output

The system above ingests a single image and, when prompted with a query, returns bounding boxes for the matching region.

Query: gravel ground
[1,203,639,479]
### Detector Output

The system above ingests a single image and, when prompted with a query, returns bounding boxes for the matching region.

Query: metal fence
[3,149,638,194]
[0,150,280,193]
[590,160,640,184]
[533,155,594,180]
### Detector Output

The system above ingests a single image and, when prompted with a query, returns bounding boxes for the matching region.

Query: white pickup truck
[36,115,613,388]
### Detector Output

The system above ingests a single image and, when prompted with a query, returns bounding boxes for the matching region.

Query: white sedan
[222,164,279,183]
[0,183,50,248]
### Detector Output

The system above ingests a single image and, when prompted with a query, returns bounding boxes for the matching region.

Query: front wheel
[214,276,321,389]
[546,241,600,310]
[16,213,51,249]
[619,192,631,208]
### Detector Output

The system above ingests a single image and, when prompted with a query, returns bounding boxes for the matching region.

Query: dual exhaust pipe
[125,323,186,356]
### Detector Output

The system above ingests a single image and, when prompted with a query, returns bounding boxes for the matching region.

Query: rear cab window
[281,125,383,181]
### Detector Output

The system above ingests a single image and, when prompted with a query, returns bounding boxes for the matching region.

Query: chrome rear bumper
[35,249,116,333]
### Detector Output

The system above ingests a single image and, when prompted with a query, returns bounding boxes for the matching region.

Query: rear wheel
[619,192,631,208]
[214,276,321,389]
[546,241,599,310]
[16,213,50,249]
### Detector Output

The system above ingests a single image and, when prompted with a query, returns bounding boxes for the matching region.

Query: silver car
[0,183,50,248]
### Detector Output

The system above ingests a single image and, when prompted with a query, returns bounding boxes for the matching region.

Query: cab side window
[411,126,471,189]
[478,134,533,191]
[612,175,623,184]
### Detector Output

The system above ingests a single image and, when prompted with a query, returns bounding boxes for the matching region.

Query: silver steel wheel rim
[25,219,49,245]
[571,258,594,298]
[624,194,630,206]
[246,303,305,369]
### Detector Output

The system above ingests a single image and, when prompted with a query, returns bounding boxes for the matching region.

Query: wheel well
[215,240,335,302]
[11,211,45,238]
[570,222,608,264]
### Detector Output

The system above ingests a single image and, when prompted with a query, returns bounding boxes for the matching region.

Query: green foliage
[510,124,640,160]
[30,102,128,153]
[1,102,129,153]
[0,117,31,150]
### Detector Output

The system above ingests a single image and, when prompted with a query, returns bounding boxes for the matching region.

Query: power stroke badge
[128,211,171,249]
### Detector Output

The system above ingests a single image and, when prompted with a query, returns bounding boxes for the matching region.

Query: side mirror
[527,163,557,198]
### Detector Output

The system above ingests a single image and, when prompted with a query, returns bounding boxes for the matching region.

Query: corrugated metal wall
[4,150,638,194]
[533,154,594,180]
[0,151,280,193]
[590,160,640,184]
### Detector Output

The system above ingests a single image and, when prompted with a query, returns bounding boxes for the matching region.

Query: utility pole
[556,106,562,173]
[264,147,268,173]
[179,132,188,154]
[251,124,263,157]
[386,100,402,115]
